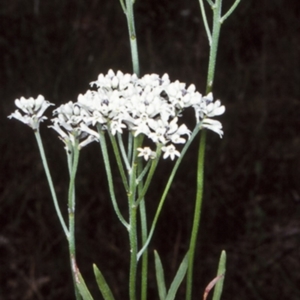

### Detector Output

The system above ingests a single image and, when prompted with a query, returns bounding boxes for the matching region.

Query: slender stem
[97,127,129,229]
[127,134,133,164]
[185,130,206,300]
[117,132,131,174]
[135,159,152,184]
[206,0,214,6]
[124,0,140,75]
[137,159,148,300]
[206,0,222,93]
[186,0,232,298]
[137,125,201,260]
[199,0,212,45]
[119,0,126,12]
[139,187,148,300]
[135,145,162,206]
[34,131,68,237]
[67,142,81,300]
[129,204,138,300]
[128,137,140,300]
[220,0,241,23]
[108,132,129,192]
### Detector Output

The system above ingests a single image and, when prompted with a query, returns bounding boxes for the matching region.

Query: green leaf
[76,270,94,300]
[212,250,226,300]
[154,250,167,300]
[93,264,115,300]
[165,252,189,300]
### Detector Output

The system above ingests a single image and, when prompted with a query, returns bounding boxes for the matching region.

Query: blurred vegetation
[0,0,300,299]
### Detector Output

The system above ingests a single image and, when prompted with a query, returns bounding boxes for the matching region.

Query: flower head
[50,101,97,150]
[8,70,226,158]
[201,118,224,138]
[62,70,225,158]
[8,95,54,130]
[162,144,180,160]
[137,147,156,161]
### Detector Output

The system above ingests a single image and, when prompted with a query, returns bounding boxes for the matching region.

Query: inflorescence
[8,70,225,160]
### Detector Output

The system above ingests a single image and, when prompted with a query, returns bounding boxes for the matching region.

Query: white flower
[148,119,168,144]
[52,101,88,130]
[162,144,180,160]
[80,123,99,140]
[193,92,225,123]
[201,118,224,138]
[91,69,138,91]
[205,99,225,117]
[137,147,156,161]
[110,120,126,135]
[50,102,96,149]
[8,95,54,130]
[133,122,151,137]
[169,134,185,144]
[166,119,190,144]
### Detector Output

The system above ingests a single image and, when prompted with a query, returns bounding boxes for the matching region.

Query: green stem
[127,134,134,164]
[124,0,140,76]
[137,125,201,260]
[206,0,222,93]
[186,0,243,297]
[186,1,224,299]
[135,145,162,206]
[129,203,138,300]
[202,0,242,91]
[119,0,126,12]
[97,127,129,229]
[220,0,241,23]
[128,137,140,300]
[117,132,131,175]
[199,0,212,44]
[135,159,152,184]
[186,3,218,300]
[109,132,129,192]
[34,131,68,237]
[67,142,81,300]
[138,161,148,300]
[185,130,206,300]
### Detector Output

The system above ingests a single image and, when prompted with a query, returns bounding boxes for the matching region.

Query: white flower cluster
[50,101,97,149]
[8,70,225,159]
[8,95,54,130]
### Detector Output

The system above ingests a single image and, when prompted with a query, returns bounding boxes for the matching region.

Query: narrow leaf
[93,264,115,300]
[203,250,226,300]
[76,270,94,300]
[203,275,224,300]
[154,250,167,300]
[166,252,189,300]
[212,250,226,300]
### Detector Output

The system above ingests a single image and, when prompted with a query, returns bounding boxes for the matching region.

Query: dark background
[1,0,300,299]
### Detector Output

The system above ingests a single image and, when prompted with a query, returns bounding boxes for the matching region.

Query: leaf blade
[93,264,115,300]
[166,252,189,300]
[154,250,167,300]
[76,270,94,300]
[211,250,226,300]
